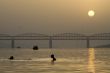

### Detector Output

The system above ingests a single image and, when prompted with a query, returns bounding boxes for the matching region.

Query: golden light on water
[88,48,96,73]
[88,10,95,17]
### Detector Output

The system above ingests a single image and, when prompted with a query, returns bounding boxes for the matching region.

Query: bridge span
[0,33,110,48]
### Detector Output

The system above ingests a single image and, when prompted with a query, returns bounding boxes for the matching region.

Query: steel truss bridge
[0,33,110,48]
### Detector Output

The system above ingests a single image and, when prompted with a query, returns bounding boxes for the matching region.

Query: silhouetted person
[9,56,14,60]
[17,46,21,48]
[50,54,56,64]
[33,45,38,50]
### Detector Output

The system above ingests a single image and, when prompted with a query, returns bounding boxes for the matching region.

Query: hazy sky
[0,0,110,35]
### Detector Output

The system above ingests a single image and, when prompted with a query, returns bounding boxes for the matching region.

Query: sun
[88,10,95,17]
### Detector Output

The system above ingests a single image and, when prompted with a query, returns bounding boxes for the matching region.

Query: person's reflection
[88,48,96,73]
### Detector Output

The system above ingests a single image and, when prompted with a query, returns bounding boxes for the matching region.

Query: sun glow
[88,10,95,17]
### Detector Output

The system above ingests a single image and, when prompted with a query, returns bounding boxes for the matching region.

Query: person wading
[50,54,56,64]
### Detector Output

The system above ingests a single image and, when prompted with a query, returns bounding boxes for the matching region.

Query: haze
[0,0,110,35]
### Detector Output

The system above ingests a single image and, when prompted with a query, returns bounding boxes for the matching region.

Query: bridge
[0,33,110,48]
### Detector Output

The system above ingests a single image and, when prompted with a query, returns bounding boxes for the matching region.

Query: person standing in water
[8,56,14,60]
[50,54,56,64]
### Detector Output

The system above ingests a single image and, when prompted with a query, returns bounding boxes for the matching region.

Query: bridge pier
[11,39,15,48]
[87,37,90,48]
[49,36,52,48]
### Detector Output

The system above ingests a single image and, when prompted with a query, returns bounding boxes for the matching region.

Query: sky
[0,0,110,35]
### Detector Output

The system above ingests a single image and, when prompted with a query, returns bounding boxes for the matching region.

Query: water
[0,48,110,73]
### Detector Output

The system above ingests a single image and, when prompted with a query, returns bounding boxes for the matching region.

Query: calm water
[0,48,110,73]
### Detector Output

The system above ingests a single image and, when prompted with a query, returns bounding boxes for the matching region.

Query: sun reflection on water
[88,48,96,73]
